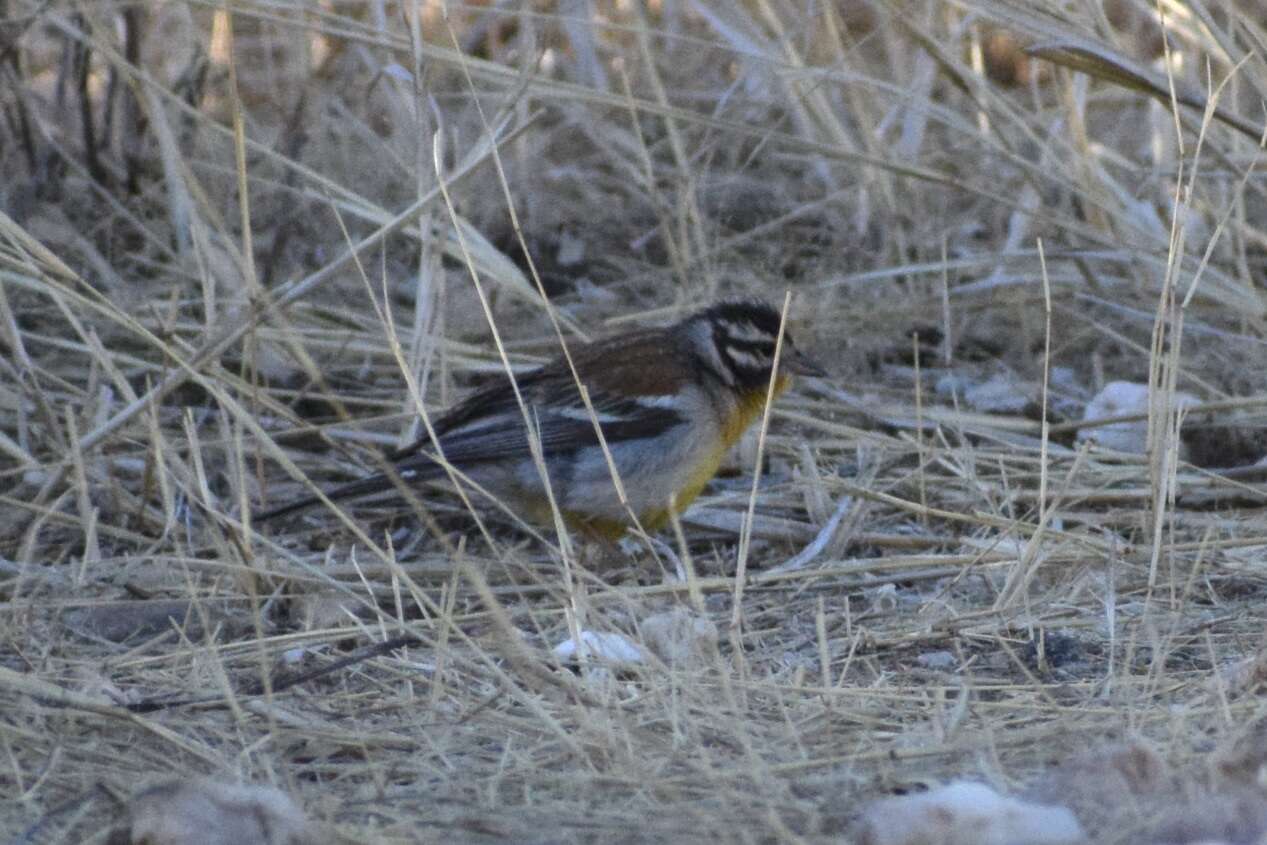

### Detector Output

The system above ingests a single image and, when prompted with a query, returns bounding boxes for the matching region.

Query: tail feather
[254,454,444,523]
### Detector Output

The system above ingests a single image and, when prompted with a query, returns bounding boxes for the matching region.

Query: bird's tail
[253,454,444,523]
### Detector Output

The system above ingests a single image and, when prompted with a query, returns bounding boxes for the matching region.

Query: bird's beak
[782,347,828,378]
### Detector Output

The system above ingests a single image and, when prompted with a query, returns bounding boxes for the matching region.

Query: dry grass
[4,1,1267,842]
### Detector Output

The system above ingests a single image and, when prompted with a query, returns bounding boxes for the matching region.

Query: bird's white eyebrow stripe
[717,319,774,343]
[687,318,734,385]
[725,347,765,369]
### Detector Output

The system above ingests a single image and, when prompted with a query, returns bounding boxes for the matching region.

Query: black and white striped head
[682,300,825,390]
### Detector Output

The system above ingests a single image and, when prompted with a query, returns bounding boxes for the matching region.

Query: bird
[255,299,825,538]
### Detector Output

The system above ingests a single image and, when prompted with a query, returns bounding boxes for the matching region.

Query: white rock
[935,373,972,398]
[640,607,718,667]
[866,583,899,614]
[964,373,1032,413]
[1077,381,1198,455]
[553,630,645,665]
[855,781,1084,845]
[917,650,957,670]
[119,778,314,845]
[556,230,586,266]
[1049,366,1085,394]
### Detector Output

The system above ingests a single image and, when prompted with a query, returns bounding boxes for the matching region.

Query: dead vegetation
[5,1,1267,842]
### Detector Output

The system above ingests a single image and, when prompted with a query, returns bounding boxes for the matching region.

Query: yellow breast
[632,375,791,534]
[553,377,791,540]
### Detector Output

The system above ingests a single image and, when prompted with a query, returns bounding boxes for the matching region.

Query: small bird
[256,300,824,538]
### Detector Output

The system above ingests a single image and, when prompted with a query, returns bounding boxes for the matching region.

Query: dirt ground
[5,2,1267,843]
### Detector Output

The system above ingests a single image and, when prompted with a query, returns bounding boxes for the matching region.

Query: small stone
[640,607,718,667]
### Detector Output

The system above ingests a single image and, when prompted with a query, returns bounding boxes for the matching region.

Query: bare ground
[4,2,1267,843]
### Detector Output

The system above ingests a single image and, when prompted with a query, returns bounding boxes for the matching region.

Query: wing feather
[389,328,692,466]
[256,326,698,522]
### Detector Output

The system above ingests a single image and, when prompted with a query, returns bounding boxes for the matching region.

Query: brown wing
[564,329,693,397]
[256,327,694,522]
[388,328,692,467]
